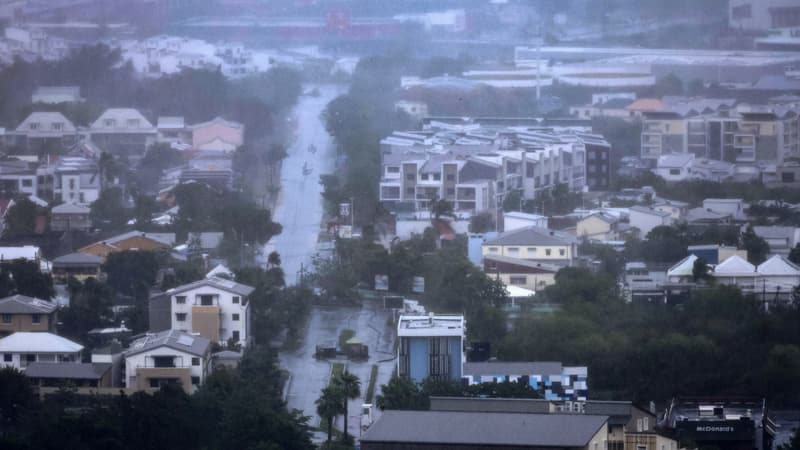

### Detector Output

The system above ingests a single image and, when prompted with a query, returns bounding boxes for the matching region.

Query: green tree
[3,197,38,237]
[375,375,427,411]
[332,370,361,444]
[316,386,345,442]
[59,277,114,339]
[102,251,159,300]
[90,186,129,230]
[692,257,712,283]
[741,226,769,265]
[0,366,35,430]
[780,426,800,450]
[469,212,494,233]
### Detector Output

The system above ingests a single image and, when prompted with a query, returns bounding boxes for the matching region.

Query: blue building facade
[397,315,465,383]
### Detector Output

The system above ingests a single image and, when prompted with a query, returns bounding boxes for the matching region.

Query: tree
[316,386,345,442]
[376,375,427,411]
[3,197,38,237]
[741,226,769,265]
[469,212,494,233]
[780,426,800,450]
[0,367,35,430]
[90,187,129,230]
[789,244,800,265]
[332,370,361,444]
[692,257,712,283]
[59,277,114,339]
[429,197,454,219]
[267,251,281,269]
[102,251,159,300]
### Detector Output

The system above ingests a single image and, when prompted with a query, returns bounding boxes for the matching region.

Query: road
[265,84,343,284]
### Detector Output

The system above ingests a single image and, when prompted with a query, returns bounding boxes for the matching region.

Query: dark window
[510,276,526,285]
[232,296,240,304]
[446,188,455,196]
[191,357,200,366]
[22,179,32,187]
[31,314,41,324]
[406,187,414,195]
[149,378,160,388]
[176,313,187,321]
[191,376,200,385]
[26,354,36,362]
[1,314,11,324]
[446,174,455,181]
[199,295,214,306]
[232,331,240,342]
[433,173,441,181]
[176,296,186,304]
[3,354,11,362]
[232,313,240,321]
[669,169,681,175]
[526,162,535,177]
[387,166,399,173]
[152,356,175,368]
[406,173,415,181]
[782,172,796,183]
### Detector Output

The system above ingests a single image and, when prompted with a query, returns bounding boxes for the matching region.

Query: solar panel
[177,335,194,346]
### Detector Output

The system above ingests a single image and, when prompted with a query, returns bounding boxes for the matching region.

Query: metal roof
[361,410,608,447]
[124,329,210,358]
[484,226,576,247]
[0,332,83,353]
[166,276,254,297]
[0,295,57,314]
[24,362,111,380]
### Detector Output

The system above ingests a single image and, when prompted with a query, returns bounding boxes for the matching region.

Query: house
[483,254,559,292]
[463,361,588,401]
[25,362,113,388]
[31,86,83,104]
[655,154,694,181]
[623,262,667,303]
[0,332,83,370]
[165,277,255,346]
[652,199,689,220]
[397,314,464,383]
[51,252,103,282]
[684,207,733,226]
[752,226,800,256]
[124,329,211,393]
[0,245,50,272]
[629,206,672,238]
[50,157,101,205]
[79,231,176,260]
[89,108,157,159]
[212,350,242,369]
[691,158,736,182]
[360,410,609,450]
[10,111,77,152]
[0,295,57,335]
[190,117,244,152]
[50,202,91,231]
[503,211,548,232]
[703,198,746,220]
[688,245,747,265]
[0,159,38,197]
[156,116,190,145]
[482,226,578,266]
[577,213,620,242]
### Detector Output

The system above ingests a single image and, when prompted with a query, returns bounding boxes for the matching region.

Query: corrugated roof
[0,295,57,314]
[757,254,800,276]
[51,202,91,214]
[24,362,111,380]
[0,332,83,353]
[166,276,254,297]
[52,252,103,266]
[361,410,608,447]
[484,226,576,247]
[714,255,755,275]
[625,98,666,111]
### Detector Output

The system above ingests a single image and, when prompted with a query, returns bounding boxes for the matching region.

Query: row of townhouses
[379,120,611,215]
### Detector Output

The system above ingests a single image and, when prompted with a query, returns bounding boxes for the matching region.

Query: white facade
[168,279,253,345]
[730,0,800,31]
[124,344,208,391]
[0,332,83,370]
[656,154,694,181]
[629,207,672,238]
[503,211,548,232]
[703,198,746,220]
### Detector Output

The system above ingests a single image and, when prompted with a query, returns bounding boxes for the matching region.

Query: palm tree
[315,386,344,442]
[333,370,361,444]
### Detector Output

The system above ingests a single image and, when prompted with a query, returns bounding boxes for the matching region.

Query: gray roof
[52,252,103,266]
[484,226,576,247]
[430,396,553,414]
[464,361,564,377]
[361,410,608,447]
[482,254,561,272]
[124,329,211,358]
[0,295,57,314]
[104,231,176,246]
[166,277,255,297]
[213,350,242,359]
[630,206,671,217]
[51,203,91,214]
[24,362,111,380]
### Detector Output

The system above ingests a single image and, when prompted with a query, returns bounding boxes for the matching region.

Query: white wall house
[655,154,694,182]
[629,206,673,238]
[124,330,211,393]
[0,332,83,370]
[167,277,254,346]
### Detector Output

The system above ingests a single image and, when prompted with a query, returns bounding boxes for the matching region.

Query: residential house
[124,329,211,393]
[688,245,747,265]
[165,277,254,346]
[652,199,689,220]
[397,314,464,383]
[50,202,91,231]
[691,158,736,182]
[156,116,190,145]
[703,198,747,220]
[0,245,50,272]
[577,213,621,242]
[190,117,244,152]
[79,231,176,260]
[570,97,636,121]
[0,295,57,335]
[629,206,672,238]
[463,361,588,401]
[482,226,578,267]
[0,332,83,370]
[623,262,667,303]
[655,154,694,181]
[0,159,38,197]
[51,252,103,283]
[89,108,157,159]
[503,211,548,232]
[25,362,113,388]
[483,254,559,292]
[31,86,83,104]
[50,157,101,205]
[10,111,77,153]
[752,226,800,256]
[360,410,609,450]
[684,207,734,227]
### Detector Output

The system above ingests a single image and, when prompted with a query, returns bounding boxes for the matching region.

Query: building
[89,108,157,159]
[50,157,102,205]
[702,198,747,221]
[629,206,672,238]
[0,245,49,272]
[729,0,800,31]
[31,86,83,104]
[25,362,113,388]
[0,295,57,335]
[0,160,38,197]
[361,410,609,450]
[190,117,244,152]
[123,329,211,393]
[503,211,548,232]
[652,199,689,220]
[397,314,464,383]
[379,122,601,215]
[655,154,694,182]
[463,361,588,401]
[688,245,747,265]
[752,226,800,256]
[156,116,190,145]
[577,213,621,242]
[483,254,560,292]
[51,252,103,283]
[623,262,668,303]
[10,111,78,152]
[79,231,176,260]
[482,226,578,267]
[584,134,611,191]
[662,397,775,450]
[165,277,254,346]
[50,202,91,231]
[0,332,83,370]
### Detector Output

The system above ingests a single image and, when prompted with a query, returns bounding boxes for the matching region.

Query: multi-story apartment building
[397,314,464,383]
[166,277,254,346]
[641,101,800,167]
[380,122,606,214]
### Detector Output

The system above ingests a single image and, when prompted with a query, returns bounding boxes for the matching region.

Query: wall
[0,312,53,334]
[482,244,573,261]
[172,285,249,344]
[577,216,613,240]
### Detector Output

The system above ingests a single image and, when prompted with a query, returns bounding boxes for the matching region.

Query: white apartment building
[167,277,254,346]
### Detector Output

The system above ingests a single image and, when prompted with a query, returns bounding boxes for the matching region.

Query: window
[559,249,565,256]
[588,152,596,160]
[68,179,75,189]
[782,172,796,183]
[232,313,240,321]
[421,174,429,181]
[149,378,161,388]
[3,354,11,362]
[387,166,399,173]
[199,295,214,306]
[406,187,414,195]
[527,247,537,254]
[29,123,40,130]
[636,418,643,432]
[191,376,200,385]
[232,296,240,304]
[1,314,11,324]
[446,187,455,196]
[26,354,36,363]
[643,417,649,430]
[488,247,499,253]
[507,247,519,255]
[509,276,527,285]
[176,313,187,321]
[433,173,441,181]
[22,179,32,187]
[31,314,41,324]
[669,168,681,175]
[545,249,552,256]
[406,173,415,181]
[152,356,175,368]
[104,119,116,127]
[232,331,240,342]
[191,357,200,366]
[52,123,63,131]
[176,296,186,304]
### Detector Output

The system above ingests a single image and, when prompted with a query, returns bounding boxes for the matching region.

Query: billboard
[375,274,389,291]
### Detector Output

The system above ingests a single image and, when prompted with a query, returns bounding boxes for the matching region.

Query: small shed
[315,341,337,359]
[344,337,368,360]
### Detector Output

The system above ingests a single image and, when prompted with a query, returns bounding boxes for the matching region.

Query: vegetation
[316,370,361,446]
[365,365,379,403]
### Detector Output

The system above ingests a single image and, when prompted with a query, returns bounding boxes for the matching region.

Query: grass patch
[330,363,345,385]
[338,329,355,349]
[365,364,379,403]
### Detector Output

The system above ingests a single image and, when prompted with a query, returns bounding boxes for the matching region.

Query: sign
[412,276,425,293]
[338,225,352,239]
[339,202,351,218]
[383,295,404,309]
[375,274,389,291]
